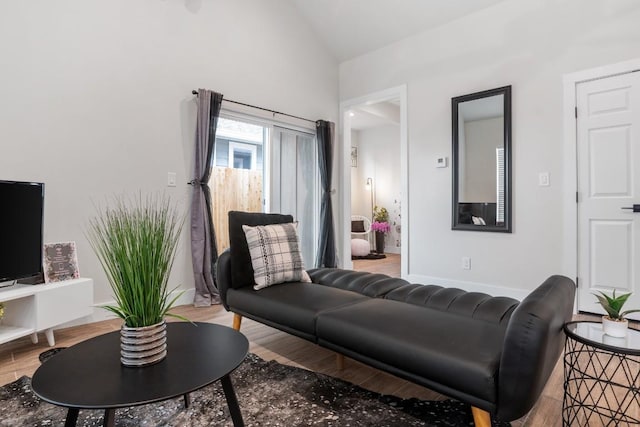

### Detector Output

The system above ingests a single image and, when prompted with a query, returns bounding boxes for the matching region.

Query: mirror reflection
[452,86,511,232]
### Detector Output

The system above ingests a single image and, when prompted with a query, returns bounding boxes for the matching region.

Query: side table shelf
[0,279,93,346]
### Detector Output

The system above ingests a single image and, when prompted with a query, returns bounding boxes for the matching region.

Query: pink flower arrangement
[371,221,390,233]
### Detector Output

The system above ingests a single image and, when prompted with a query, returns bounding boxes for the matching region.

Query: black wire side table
[563,321,640,426]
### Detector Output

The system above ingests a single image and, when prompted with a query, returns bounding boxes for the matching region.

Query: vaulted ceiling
[288,0,507,61]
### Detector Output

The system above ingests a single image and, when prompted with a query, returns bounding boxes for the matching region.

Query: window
[209,114,319,265]
[229,141,257,170]
[214,117,265,170]
[211,117,268,253]
[270,126,318,264]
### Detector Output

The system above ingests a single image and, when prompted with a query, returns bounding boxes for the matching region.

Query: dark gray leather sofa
[217,212,576,426]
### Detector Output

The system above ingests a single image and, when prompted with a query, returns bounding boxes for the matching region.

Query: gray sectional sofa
[216,211,576,426]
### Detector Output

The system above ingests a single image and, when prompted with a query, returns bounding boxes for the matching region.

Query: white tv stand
[0,278,93,346]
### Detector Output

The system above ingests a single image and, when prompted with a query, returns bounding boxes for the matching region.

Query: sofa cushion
[308,268,407,297]
[316,298,506,403]
[385,283,518,326]
[228,211,293,289]
[226,282,369,337]
[243,222,311,290]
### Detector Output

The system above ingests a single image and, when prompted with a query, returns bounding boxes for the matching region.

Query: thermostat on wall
[436,157,448,168]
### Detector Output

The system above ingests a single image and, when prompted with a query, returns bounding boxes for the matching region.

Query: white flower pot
[602,333,628,347]
[602,316,628,338]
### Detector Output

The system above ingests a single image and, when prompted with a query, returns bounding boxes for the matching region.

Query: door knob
[621,204,640,212]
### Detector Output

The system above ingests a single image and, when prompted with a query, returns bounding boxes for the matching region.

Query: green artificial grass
[87,194,186,328]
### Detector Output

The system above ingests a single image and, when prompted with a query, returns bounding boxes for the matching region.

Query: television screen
[0,180,44,282]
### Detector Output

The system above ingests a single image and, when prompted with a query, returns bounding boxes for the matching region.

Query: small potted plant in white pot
[593,290,640,338]
[87,194,187,367]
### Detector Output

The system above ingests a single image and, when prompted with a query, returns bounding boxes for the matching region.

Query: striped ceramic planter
[120,320,167,367]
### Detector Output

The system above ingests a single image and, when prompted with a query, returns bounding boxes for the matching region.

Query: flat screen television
[0,180,45,284]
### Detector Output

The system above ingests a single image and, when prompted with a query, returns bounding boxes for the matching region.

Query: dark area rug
[351,253,386,260]
[0,352,510,426]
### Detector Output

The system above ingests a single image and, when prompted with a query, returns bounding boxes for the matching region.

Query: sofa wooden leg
[336,354,345,370]
[232,313,242,331]
[471,407,491,427]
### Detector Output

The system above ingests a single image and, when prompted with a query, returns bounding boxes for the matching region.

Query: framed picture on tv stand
[43,241,80,283]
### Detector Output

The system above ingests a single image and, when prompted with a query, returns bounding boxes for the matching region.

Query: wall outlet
[461,256,471,270]
[167,172,177,187]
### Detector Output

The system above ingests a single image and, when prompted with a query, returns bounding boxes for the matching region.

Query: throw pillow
[228,211,293,289]
[242,222,311,290]
[351,220,366,233]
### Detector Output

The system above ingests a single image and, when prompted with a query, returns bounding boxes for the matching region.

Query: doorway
[349,100,402,276]
[340,86,408,277]
[564,59,640,318]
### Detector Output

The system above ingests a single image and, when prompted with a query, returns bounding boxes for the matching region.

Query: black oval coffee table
[31,322,248,427]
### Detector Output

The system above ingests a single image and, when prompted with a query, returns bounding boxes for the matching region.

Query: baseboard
[405,274,530,301]
[383,247,401,254]
[55,287,196,329]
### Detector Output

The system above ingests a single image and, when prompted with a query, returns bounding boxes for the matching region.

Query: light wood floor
[353,253,401,277]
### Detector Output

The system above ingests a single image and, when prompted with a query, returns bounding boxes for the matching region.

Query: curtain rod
[191,90,316,124]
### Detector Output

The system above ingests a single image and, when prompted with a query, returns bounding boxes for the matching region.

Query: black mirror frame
[452,85,512,233]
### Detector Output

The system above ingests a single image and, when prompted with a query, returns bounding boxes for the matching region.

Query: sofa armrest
[216,249,232,311]
[496,275,575,421]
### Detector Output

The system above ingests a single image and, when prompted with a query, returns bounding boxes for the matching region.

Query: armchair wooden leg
[232,313,242,331]
[471,407,491,427]
[336,354,345,370]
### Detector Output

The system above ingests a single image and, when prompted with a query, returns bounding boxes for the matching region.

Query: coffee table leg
[184,393,191,408]
[65,408,79,427]
[103,409,115,427]
[221,374,244,427]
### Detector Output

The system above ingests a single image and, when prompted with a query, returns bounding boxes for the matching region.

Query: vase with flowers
[372,206,390,254]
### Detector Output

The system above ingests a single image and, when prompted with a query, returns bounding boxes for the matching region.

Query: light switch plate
[539,172,550,187]
[436,157,448,168]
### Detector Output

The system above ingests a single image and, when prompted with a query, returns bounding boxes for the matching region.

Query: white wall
[0,1,337,307]
[353,125,401,253]
[339,0,640,295]
[350,131,364,217]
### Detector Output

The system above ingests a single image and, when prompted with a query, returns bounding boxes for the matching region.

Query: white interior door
[577,71,640,317]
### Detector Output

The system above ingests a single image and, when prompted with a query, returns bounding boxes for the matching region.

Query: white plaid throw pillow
[242,222,311,290]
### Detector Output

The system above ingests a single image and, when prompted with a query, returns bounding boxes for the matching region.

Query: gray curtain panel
[190,89,223,306]
[315,120,337,268]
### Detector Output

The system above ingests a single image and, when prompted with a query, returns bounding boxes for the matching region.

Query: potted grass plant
[87,194,186,367]
[593,290,640,338]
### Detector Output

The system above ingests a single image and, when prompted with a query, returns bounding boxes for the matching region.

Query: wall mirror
[452,86,511,232]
